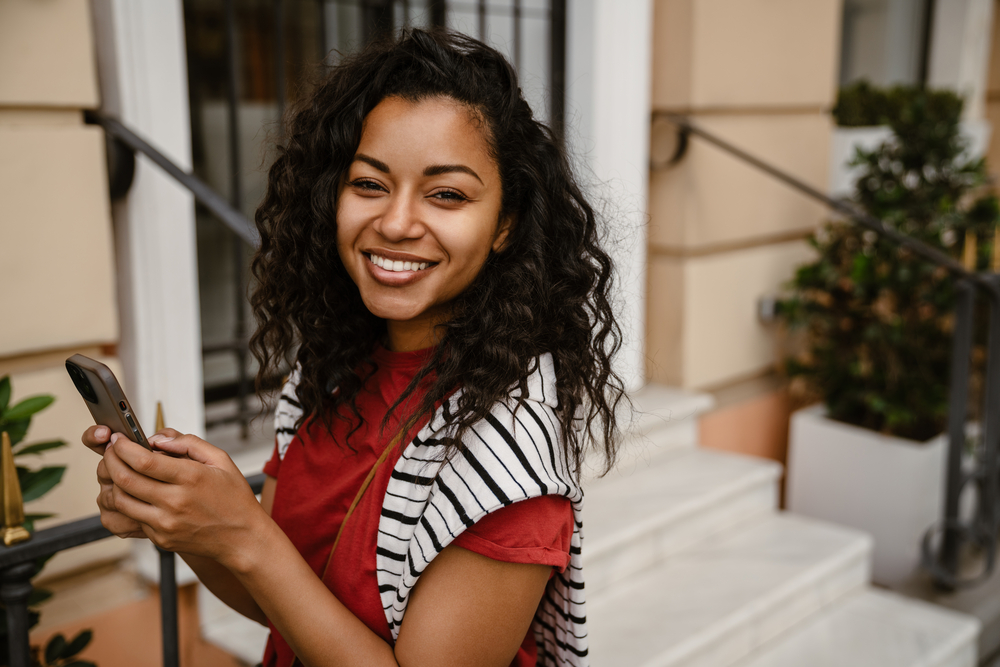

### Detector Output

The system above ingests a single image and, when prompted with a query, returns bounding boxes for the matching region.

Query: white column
[566,0,653,392]
[92,0,205,435]
[928,0,995,120]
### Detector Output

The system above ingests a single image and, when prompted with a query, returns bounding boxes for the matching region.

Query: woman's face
[336,95,508,349]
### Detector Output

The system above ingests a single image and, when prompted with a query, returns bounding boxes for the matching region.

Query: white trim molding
[566,0,653,392]
[91,0,205,436]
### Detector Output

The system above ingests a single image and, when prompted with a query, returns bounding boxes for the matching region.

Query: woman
[83,29,625,667]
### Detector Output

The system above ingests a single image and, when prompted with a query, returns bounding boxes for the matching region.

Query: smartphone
[65,354,150,449]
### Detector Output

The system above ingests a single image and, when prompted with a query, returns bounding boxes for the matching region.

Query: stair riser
[586,480,778,597]
[641,549,871,667]
[585,419,701,481]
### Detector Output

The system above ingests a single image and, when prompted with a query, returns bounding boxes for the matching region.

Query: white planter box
[786,405,947,588]
[828,121,992,199]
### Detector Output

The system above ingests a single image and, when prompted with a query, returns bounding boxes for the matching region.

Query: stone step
[733,589,980,667]
[629,383,716,448]
[587,513,872,667]
[198,585,270,665]
[584,447,781,595]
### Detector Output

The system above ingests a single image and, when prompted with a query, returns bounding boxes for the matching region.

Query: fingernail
[109,433,120,446]
[95,426,109,439]
[148,434,175,445]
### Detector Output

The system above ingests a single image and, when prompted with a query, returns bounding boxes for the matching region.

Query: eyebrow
[353,153,484,185]
[424,164,483,184]
[354,154,391,173]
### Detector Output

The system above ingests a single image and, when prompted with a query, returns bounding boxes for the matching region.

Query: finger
[104,438,176,503]
[145,434,230,468]
[82,425,112,454]
[97,459,112,486]
[98,503,145,538]
[110,433,193,486]
[106,482,160,526]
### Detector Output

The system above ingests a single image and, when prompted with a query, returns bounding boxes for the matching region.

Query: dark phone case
[65,354,150,449]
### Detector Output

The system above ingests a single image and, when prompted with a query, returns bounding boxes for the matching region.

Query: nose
[374,190,424,242]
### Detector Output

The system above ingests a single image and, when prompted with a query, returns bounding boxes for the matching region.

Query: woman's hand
[84,425,145,539]
[101,432,270,572]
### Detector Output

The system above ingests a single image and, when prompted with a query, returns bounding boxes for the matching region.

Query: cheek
[443,221,498,273]
[335,203,360,260]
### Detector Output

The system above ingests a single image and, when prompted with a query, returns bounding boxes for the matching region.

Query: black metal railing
[655,110,1000,591]
[0,474,266,667]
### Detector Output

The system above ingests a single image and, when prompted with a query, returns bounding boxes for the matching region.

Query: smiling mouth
[367,253,435,272]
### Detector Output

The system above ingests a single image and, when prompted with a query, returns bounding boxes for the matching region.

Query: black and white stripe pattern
[275,354,588,666]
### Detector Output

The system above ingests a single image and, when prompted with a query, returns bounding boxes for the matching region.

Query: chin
[361,297,430,323]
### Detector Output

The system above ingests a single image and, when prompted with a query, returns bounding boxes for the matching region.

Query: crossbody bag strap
[287,430,403,667]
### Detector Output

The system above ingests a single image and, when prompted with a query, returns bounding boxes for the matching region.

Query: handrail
[0,473,267,569]
[654,110,1000,591]
[84,110,261,249]
[653,111,983,285]
[0,472,266,667]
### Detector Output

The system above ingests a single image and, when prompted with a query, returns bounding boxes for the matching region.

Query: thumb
[149,433,226,466]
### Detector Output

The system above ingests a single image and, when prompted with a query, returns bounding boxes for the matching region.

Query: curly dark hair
[250,28,626,477]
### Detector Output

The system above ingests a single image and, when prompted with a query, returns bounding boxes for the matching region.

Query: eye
[349,178,387,193]
[430,188,469,203]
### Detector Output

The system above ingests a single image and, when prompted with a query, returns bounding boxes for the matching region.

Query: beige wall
[0,0,99,108]
[647,0,842,389]
[0,0,123,575]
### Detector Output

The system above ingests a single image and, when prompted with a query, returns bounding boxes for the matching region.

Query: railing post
[158,547,179,667]
[0,562,36,667]
[978,278,1000,563]
[940,280,975,578]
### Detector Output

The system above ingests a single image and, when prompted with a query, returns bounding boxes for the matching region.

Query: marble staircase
[586,383,980,667]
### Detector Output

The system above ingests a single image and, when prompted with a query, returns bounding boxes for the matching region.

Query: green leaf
[0,395,54,424]
[19,466,65,503]
[2,419,30,447]
[0,376,10,415]
[45,633,67,664]
[23,512,55,533]
[64,629,93,657]
[28,588,53,607]
[14,440,67,457]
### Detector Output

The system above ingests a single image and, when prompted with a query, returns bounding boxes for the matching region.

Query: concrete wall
[0,0,129,578]
[647,0,842,389]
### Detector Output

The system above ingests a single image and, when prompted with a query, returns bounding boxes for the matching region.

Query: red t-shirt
[260,346,573,667]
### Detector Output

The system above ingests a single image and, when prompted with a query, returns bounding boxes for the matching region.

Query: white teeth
[368,254,432,273]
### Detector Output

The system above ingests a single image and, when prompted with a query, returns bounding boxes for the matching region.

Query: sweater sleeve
[451,495,574,572]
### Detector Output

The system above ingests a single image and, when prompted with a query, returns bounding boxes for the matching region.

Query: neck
[386,318,443,352]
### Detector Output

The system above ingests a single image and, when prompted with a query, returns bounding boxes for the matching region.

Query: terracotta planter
[786,405,947,588]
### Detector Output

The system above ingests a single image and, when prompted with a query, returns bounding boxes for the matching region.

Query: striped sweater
[274,353,588,666]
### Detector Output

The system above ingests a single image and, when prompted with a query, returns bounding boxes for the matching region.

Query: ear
[492,214,515,253]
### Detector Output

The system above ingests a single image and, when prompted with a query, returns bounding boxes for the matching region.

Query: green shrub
[781,85,999,441]
[0,376,95,667]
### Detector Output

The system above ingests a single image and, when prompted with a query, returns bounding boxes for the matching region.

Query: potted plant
[828,80,991,198]
[0,375,95,667]
[780,85,1000,587]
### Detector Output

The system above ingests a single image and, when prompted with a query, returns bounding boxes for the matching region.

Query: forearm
[178,552,268,625]
[225,517,398,667]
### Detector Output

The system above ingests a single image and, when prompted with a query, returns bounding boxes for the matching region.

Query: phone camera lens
[65,362,99,404]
